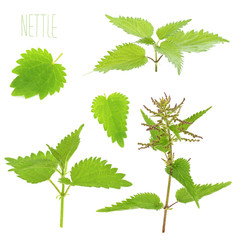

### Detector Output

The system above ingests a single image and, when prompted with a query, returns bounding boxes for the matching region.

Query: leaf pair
[6,125,132,189]
[94,15,228,74]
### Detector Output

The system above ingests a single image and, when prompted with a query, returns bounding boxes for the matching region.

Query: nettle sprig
[5,125,132,227]
[97,94,231,233]
[94,16,228,74]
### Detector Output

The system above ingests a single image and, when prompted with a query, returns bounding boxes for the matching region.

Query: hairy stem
[162,109,174,233]
[162,175,172,233]
[53,53,63,64]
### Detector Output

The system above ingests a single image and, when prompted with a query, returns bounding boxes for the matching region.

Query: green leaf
[169,125,181,141]
[166,158,199,207]
[167,30,229,53]
[11,48,66,100]
[136,37,155,45]
[156,19,191,40]
[94,43,148,73]
[176,182,231,204]
[140,110,169,152]
[47,125,84,170]
[92,93,129,147]
[58,177,71,185]
[97,193,163,212]
[5,151,58,183]
[155,41,183,75]
[68,157,132,189]
[177,107,211,131]
[106,15,154,38]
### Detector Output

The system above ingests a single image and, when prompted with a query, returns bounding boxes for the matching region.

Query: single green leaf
[11,48,66,100]
[176,182,231,203]
[94,43,148,73]
[169,125,181,141]
[69,157,132,189]
[155,41,183,75]
[106,15,154,38]
[167,30,229,53]
[58,177,71,185]
[140,110,169,152]
[92,93,129,147]
[5,151,58,183]
[166,158,199,207]
[156,19,191,40]
[136,37,155,45]
[47,125,84,170]
[97,193,163,212]
[177,107,211,131]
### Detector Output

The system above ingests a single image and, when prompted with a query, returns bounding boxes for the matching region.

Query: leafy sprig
[6,124,132,227]
[94,16,228,74]
[98,94,231,233]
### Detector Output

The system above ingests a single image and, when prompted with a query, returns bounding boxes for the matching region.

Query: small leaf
[140,110,169,152]
[177,107,211,131]
[136,37,155,45]
[11,48,66,100]
[176,182,231,203]
[47,124,84,170]
[156,19,191,40]
[5,151,58,183]
[92,93,129,147]
[155,41,183,75]
[169,125,181,141]
[58,177,71,185]
[106,15,154,38]
[97,193,163,212]
[166,158,199,207]
[167,30,229,53]
[69,157,132,189]
[94,43,148,73]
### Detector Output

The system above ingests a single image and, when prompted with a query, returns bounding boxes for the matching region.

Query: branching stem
[60,169,66,228]
[49,179,61,195]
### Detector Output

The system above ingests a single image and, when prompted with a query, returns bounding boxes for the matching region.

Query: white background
[0,0,239,239]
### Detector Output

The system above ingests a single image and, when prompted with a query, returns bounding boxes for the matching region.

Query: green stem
[49,179,61,195]
[53,53,63,64]
[60,182,65,228]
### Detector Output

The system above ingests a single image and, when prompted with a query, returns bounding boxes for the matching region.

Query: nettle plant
[10,48,66,99]
[97,94,231,233]
[94,15,228,74]
[5,124,132,227]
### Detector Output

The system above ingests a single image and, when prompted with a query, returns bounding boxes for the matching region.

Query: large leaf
[97,193,163,212]
[47,125,84,170]
[106,15,154,38]
[166,158,199,207]
[155,41,183,75]
[67,157,132,189]
[167,30,229,53]
[94,43,148,73]
[92,93,129,147]
[140,110,169,152]
[11,48,66,99]
[176,182,231,203]
[176,107,211,131]
[5,151,58,183]
[156,19,191,40]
